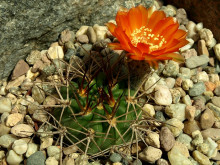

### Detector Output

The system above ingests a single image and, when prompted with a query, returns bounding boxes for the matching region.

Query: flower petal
[137,5,149,26]
[116,10,132,36]
[147,10,166,30]
[108,43,122,50]
[128,6,142,31]
[161,23,179,41]
[152,17,175,35]
[106,22,117,36]
[163,39,189,53]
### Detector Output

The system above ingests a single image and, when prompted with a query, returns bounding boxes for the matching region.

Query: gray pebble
[27,151,46,165]
[163,61,179,77]
[110,153,122,163]
[189,82,206,97]
[211,96,220,108]
[185,55,209,69]
[64,49,76,61]
[77,34,89,44]
[214,86,220,96]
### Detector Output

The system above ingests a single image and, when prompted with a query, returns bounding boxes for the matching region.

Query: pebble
[11,59,30,80]
[176,133,193,151]
[26,143,39,157]
[139,146,162,163]
[32,85,46,104]
[155,111,166,122]
[144,73,160,94]
[176,8,188,25]
[0,134,18,148]
[6,75,26,90]
[6,113,23,127]
[196,71,209,82]
[11,124,35,137]
[206,103,220,119]
[58,29,75,46]
[64,48,76,61]
[154,85,172,105]
[27,151,46,165]
[145,132,160,148]
[201,128,220,140]
[0,150,5,160]
[0,97,12,114]
[110,153,122,163]
[181,49,197,59]
[165,118,184,137]
[165,77,175,89]
[214,43,220,61]
[142,104,155,117]
[32,59,44,73]
[165,103,186,121]
[43,96,56,105]
[170,88,181,103]
[26,50,42,65]
[12,139,28,155]
[180,38,194,52]
[205,138,218,157]
[192,150,211,165]
[183,120,201,135]
[156,158,169,165]
[199,28,214,48]
[163,61,179,77]
[77,34,89,44]
[192,130,203,146]
[20,78,33,91]
[93,24,108,41]
[168,142,192,165]
[214,86,220,96]
[47,146,60,160]
[182,95,192,106]
[63,155,75,165]
[186,21,198,41]
[185,105,196,121]
[75,26,89,37]
[63,145,78,155]
[200,109,215,129]
[75,155,89,165]
[211,96,220,108]
[179,67,191,79]
[193,98,206,111]
[87,26,97,43]
[6,150,23,165]
[46,157,58,165]
[47,46,64,59]
[198,40,209,56]
[204,81,216,91]
[160,127,175,151]
[188,82,206,97]
[1,112,9,124]
[185,55,209,69]
[32,110,48,122]
[0,124,11,136]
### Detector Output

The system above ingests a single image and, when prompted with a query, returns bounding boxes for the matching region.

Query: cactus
[53,52,143,155]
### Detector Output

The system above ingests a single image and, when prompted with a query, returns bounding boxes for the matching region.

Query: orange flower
[106,5,188,68]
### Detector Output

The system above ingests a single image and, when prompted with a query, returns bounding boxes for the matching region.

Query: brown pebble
[200,109,215,129]
[183,120,201,135]
[201,128,220,140]
[198,40,209,56]
[159,127,175,151]
[185,105,196,121]
[77,34,89,44]
[204,81,216,92]
[175,77,183,87]
[11,60,29,80]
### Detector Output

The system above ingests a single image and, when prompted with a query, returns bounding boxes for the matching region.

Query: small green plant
[53,52,142,155]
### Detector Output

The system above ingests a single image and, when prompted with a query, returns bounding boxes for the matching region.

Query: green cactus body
[54,56,142,154]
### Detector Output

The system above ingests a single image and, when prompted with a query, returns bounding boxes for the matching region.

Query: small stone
[186,21,199,41]
[63,144,78,155]
[180,38,194,52]
[176,8,188,25]
[144,73,160,94]
[1,112,9,124]
[87,27,97,43]
[205,137,218,157]
[32,110,48,122]
[165,118,184,137]
[214,43,220,61]
[12,139,28,155]
[185,105,196,121]
[193,98,206,111]
[214,86,220,96]
[43,96,56,105]
[12,60,29,80]
[0,134,18,149]
[139,146,162,163]
[0,97,12,114]
[156,158,169,165]
[192,150,211,165]
[0,150,5,160]
[31,60,44,73]
[155,111,166,122]
[46,157,58,165]
[182,95,192,106]
[198,40,209,56]
[26,69,40,80]
[6,150,23,165]
[110,153,122,163]
[199,28,214,48]
[40,137,53,150]
[192,130,203,146]
[165,103,186,121]
[76,26,89,37]
[196,71,209,82]
[181,49,197,59]
[145,132,160,148]
[200,109,215,129]
[6,113,23,127]
[26,143,39,157]
[47,46,64,59]
[185,55,209,69]
[93,24,108,41]
[77,34,89,44]
[184,120,200,136]
[47,146,60,160]
[75,155,89,165]
[165,77,175,89]
[6,75,26,90]
[206,103,220,119]
[58,29,75,46]
[32,85,45,104]
[27,151,46,165]
[63,155,75,165]
[11,124,35,137]
[201,128,220,140]
[160,127,175,151]
[179,67,191,79]
[170,88,181,103]
[26,50,42,65]
[168,143,192,165]
[204,81,216,91]
[211,96,220,108]
[0,124,11,136]
[142,104,155,117]
[176,133,193,151]
[154,85,172,105]
[189,82,206,97]
[163,61,179,77]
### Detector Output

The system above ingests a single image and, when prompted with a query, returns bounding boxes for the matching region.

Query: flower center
[130,26,167,52]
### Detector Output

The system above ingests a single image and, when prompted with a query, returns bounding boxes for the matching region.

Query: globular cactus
[53,53,142,155]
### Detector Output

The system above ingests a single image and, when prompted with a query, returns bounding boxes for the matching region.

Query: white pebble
[12,139,28,155]
[6,150,23,165]
[76,26,89,37]
[199,28,214,48]
[26,143,39,157]
[214,43,220,61]
[46,157,58,165]
[0,97,12,114]
[11,124,35,137]
[195,22,203,32]
[154,85,172,105]
[6,113,23,127]
[142,104,155,117]
[47,46,64,59]
[93,24,108,41]
[47,146,60,160]
[196,71,209,82]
